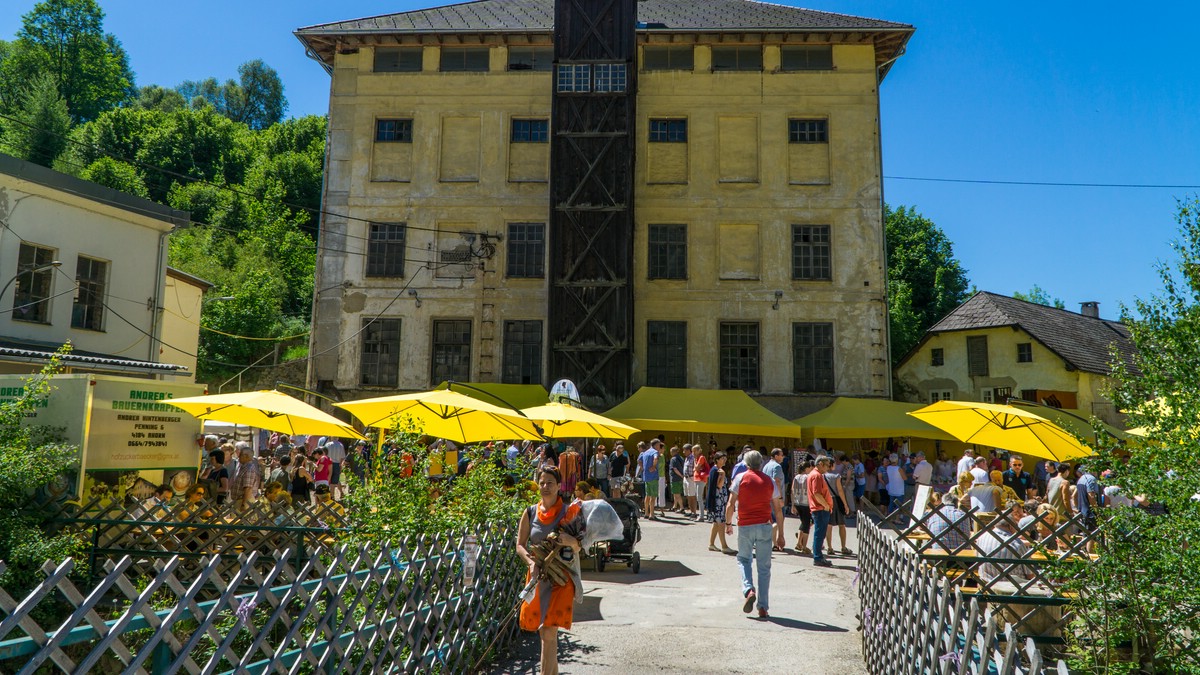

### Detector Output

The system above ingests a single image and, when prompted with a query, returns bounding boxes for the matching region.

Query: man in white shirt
[911,452,933,486]
[956,449,976,478]
[971,456,990,485]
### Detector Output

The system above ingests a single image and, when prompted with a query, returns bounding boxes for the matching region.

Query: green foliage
[177,60,287,131]
[0,0,133,122]
[79,156,148,198]
[1013,284,1066,309]
[0,72,69,166]
[132,84,186,113]
[885,204,971,365]
[0,349,86,594]
[345,425,536,545]
[1066,198,1200,672]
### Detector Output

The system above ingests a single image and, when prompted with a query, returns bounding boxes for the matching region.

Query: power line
[885,175,1200,189]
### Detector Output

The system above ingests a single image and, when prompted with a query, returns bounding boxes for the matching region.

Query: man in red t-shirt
[807,456,835,567]
[725,450,784,618]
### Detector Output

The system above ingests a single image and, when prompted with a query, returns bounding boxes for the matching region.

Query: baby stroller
[591,497,642,573]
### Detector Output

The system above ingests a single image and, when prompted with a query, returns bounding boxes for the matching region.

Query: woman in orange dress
[516,465,584,675]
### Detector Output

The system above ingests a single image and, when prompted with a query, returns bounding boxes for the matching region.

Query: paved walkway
[488,509,866,674]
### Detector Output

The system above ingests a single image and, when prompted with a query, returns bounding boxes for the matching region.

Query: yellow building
[0,153,197,381]
[894,292,1137,426]
[296,0,912,416]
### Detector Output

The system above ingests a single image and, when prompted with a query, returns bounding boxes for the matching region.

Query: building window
[375,119,413,143]
[966,335,989,377]
[788,119,828,143]
[930,348,944,367]
[12,242,55,324]
[506,222,545,278]
[1017,342,1033,363]
[649,118,687,142]
[930,390,953,403]
[711,46,762,71]
[791,225,831,280]
[780,45,833,71]
[431,319,472,384]
[556,64,591,92]
[719,322,760,391]
[508,46,553,71]
[647,224,687,280]
[643,45,693,71]
[1020,389,1038,402]
[503,320,542,384]
[793,322,834,393]
[71,256,107,331]
[440,47,490,72]
[367,223,406,277]
[374,47,423,73]
[647,321,687,388]
[360,318,400,386]
[511,119,549,143]
[593,63,627,92]
[981,386,1012,405]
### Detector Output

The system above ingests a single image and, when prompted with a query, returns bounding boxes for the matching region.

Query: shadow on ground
[761,615,850,632]
[484,629,600,674]
[580,558,698,585]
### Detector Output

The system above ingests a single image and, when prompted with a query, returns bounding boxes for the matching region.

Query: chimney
[1079,301,1100,319]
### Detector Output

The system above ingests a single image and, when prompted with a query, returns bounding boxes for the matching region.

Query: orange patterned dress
[520,498,584,631]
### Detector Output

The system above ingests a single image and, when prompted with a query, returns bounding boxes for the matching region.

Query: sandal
[841,547,853,555]
[708,545,720,552]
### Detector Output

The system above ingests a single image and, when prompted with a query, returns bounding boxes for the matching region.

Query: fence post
[150,641,172,675]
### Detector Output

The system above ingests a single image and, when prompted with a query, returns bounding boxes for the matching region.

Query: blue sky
[4,1,1197,320]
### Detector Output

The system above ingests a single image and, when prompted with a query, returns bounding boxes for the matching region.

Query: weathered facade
[894,292,1138,426]
[296,0,912,414]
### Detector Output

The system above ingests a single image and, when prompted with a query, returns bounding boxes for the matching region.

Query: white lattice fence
[0,524,524,674]
[857,516,1070,675]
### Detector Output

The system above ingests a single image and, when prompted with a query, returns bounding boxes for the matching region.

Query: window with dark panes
[793,322,834,393]
[780,45,833,71]
[440,46,490,72]
[502,320,543,384]
[966,335,989,377]
[508,46,553,71]
[993,386,1012,403]
[366,223,406,277]
[511,119,549,143]
[788,119,828,143]
[72,256,107,330]
[556,64,591,92]
[791,224,831,280]
[931,348,944,367]
[12,242,55,324]
[375,119,412,143]
[374,47,423,73]
[1020,389,1038,402]
[711,46,763,71]
[506,222,545,278]
[649,118,687,142]
[643,45,693,71]
[593,63,627,92]
[647,321,687,388]
[647,224,687,279]
[719,322,760,390]
[1017,342,1032,363]
[360,318,400,386]
[431,319,472,384]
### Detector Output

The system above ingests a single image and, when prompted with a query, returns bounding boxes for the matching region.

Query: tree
[132,84,186,113]
[177,60,287,131]
[1013,284,1065,309]
[885,204,971,365]
[0,0,134,122]
[80,156,148,198]
[1065,198,1200,671]
[1,73,70,166]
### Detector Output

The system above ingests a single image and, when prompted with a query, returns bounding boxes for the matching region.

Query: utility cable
[885,175,1200,189]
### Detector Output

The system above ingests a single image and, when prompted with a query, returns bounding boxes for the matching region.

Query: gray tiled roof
[296,0,910,34]
[0,339,187,373]
[926,292,1137,376]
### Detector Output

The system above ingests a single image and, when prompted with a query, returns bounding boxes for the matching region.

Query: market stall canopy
[793,397,957,441]
[520,402,640,439]
[434,381,550,411]
[1006,401,1127,443]
[167,390,365,440]
[604,387,802,438]
[909,400,1091,462]
[336,389,543,443]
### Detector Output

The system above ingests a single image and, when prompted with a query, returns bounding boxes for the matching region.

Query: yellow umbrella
[520,402,640,439]
[908,400,1092,462]
[167,390,365,440]
[335,389,544,443]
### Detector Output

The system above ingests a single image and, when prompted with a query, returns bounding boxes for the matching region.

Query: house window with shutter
[966,336,989,377]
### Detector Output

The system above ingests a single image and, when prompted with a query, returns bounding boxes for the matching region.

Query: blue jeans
[736,523,774,611]
[595,478,610,496]
[811,510,831,562]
